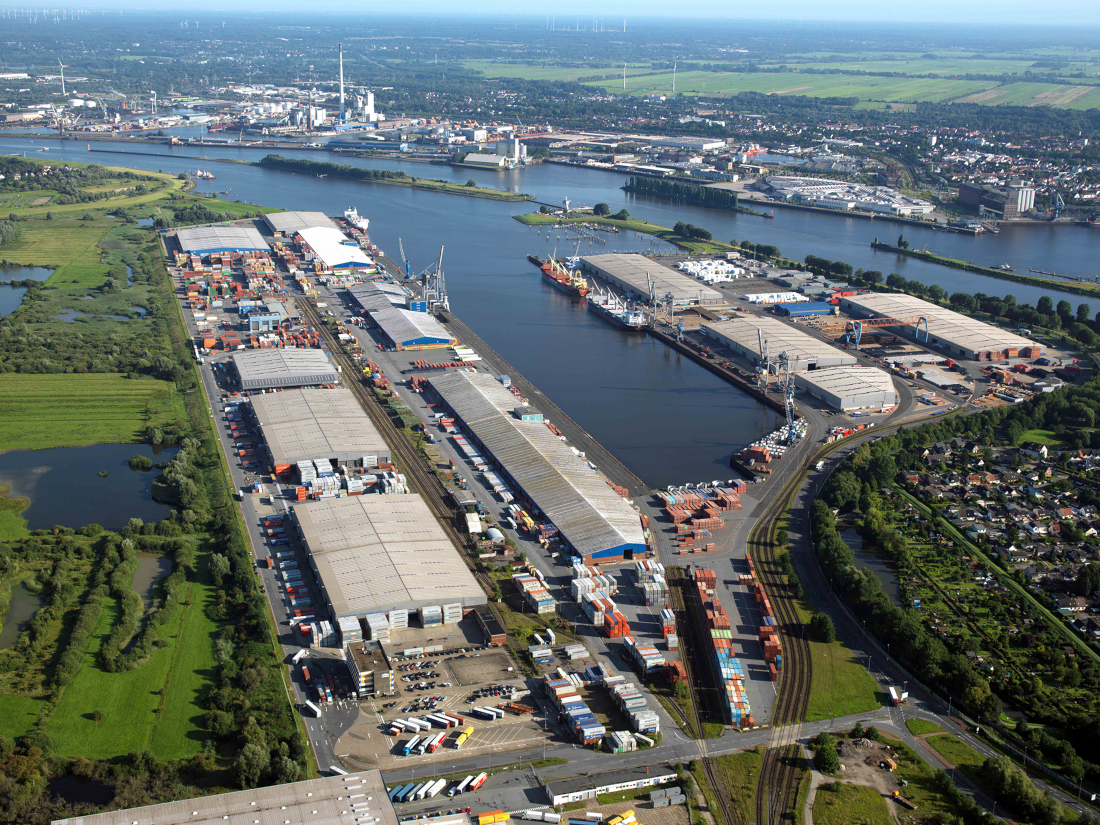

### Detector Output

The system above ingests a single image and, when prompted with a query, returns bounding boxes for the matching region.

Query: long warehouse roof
[232,349,339,390]
[51,771,398,825]
[263,210,337,234]
[348,281,409,312]
[580,253,724,304]
[794,366,897,397]
[703,315,852,362]
[299,226,373,269]
[372,307,456,346]
[249,388,390,466]
[840,293,1041,355]
[176,225,268,254]
[294,494,485,618]
[430,371,644,558]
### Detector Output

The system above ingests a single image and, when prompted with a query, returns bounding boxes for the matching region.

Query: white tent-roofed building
[371,307,457,350]
[298,226,373,269]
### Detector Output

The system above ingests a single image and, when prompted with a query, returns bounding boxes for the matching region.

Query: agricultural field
[811,782,892,825]
[583,70,999,103]
[0,189,57,209]
[0,374,183,454]
[464,59,652,82]
[955,82,1100,109]
[759,57,1100,78]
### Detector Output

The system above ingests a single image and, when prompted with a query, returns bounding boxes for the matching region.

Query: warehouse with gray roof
[293,494,485,623]
[231,349,339,390]
[839,293,1044,361]
[175,224,268,255]
[263,210,337,235]
[52,770,398,825]
[702,316,856,371]
[249,388,391,474]
[348,281,409,313]
[429,371,645,564]
[580,253,725,306]
[793,366,898,410]
[371,306,457,350]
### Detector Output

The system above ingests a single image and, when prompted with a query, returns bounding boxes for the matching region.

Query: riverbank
[870,241,1100,298]
[513,212,738,254]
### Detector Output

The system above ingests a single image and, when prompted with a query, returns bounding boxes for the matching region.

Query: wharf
[646,325,787,415]
[434,309,650,500]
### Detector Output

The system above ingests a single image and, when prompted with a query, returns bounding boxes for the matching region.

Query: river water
[3,135,1097,484]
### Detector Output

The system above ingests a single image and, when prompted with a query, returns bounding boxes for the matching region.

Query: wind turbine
[57,58,66,95]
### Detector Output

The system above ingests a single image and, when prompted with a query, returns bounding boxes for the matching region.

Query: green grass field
[0,483,29,540]
[464,60,652,82]
[47,563,219,760]
[925,734,986,779]
[0,374,182,453]
[812,782,893,825]
[955,81,1100,109]
[906,718,946,736]
[760,57,1100,78]
[0,694,47,740]
[583,70,998,102]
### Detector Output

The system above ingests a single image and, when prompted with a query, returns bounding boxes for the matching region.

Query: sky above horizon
[20,2,1100,26]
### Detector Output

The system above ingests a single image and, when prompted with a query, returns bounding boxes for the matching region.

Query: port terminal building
[580,254,725,307]
[249,388,391,476]
[175,224,269,256]
[292,494,485,628]
[297,226,373,270]
[348,281,410,313]
[701,316,857,371]
[370,306,458,350]
[429,371,645,564]
[52,770,399,825]
[231,349,340,391]
[838,294,1043,360]
[793,366,898,411]
[263,210,338,235]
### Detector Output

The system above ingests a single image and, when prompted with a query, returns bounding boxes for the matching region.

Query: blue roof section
[775,301,836,316]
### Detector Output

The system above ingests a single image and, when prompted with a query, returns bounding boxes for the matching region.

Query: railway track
[297,301,498,597]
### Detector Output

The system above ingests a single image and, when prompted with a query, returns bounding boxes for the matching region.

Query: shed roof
[250,388,389,466]
[232,349,339,390]
[430,372,644,558]
[298,226,373,269]
[295,494,485,618]
[581,253,724,304]
[263,210,337,234]
[372,307,455,347]
[176,225,268,254]
[348,281,409,313]
[702,316,852,364]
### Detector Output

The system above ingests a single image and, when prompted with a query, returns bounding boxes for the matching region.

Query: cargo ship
[540,256,589,298]
[587,285,646,331]
[344,206,369,232]
[192,169,215,180]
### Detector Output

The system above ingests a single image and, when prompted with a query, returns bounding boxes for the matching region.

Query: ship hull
[541,269,588,298]
[587,300,645,331]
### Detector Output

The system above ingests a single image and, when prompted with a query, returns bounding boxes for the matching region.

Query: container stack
[624,636,666,672]
[306,620,337,648]
[666,634,679,651]
[443,603,464,625]
[570,564,618,600]
[477,811,510,825]
[543,677,605,744]
[605,731,637,753]
[563,643,590,661]
[526,588,556,615]
[603,610,630,639]
[297,460,317,485]
[635,561,668,607]
[693,569,753,729]
[660,608,676,637]
[581,591,616,626]
[388,608,409,631]
[378,470,409,494]
[529,645,553,665]
[338,616,363,647]
[742,551,758,586]
[607,682,660,734]
[422,605,443,627]
[366,612,391,643]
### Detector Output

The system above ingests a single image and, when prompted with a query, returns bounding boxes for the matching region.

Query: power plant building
[701,316,857,371]
[580,254,725,306]
[838,294,1044,360]
[249,388,391,475]
[793,366,898,411]
[292,494,486,623]
[429,371,646,564]
[231,349,340,391]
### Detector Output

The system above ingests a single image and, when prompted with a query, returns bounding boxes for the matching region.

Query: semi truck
[402,736,421,757]
[450,775,475,797]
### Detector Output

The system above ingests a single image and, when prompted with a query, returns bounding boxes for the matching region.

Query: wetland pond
[0,584,45,649]
[841,527,902,607]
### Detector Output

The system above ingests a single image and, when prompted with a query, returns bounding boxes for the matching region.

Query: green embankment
[812,782,893,825]
[514,212,738,254]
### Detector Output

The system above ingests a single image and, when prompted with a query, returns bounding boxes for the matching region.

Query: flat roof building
[763,176,935,217]
[580,254,725,306]
[52,770,399,825]
[839,293,1044,360]
[545,766,679,806]
[249,388,391,475]
[298,226,373,270]
[263,210,338,235]
[346,640,394,697]
[232,349,339,391]
[293,494,485,623]
[775,301,837,318]
[371,307,457,350]
[348,281,409,313]
[430,372,645,563]
[793,366,898,410]
[176,225,268,255]
[701,316,856,371]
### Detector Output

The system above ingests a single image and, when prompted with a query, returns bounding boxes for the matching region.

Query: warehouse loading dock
[701,316,856,371]
[839,294,1043,361]
[793,366,898,410]
[249,387,391,476]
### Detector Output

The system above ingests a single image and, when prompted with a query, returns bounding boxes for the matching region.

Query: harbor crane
[778,352,796,443]
[398,237,409,277]
[1051,191,1065,220]
[417,246,448,312]
[813,315,929,349]
[757,329,772,390]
